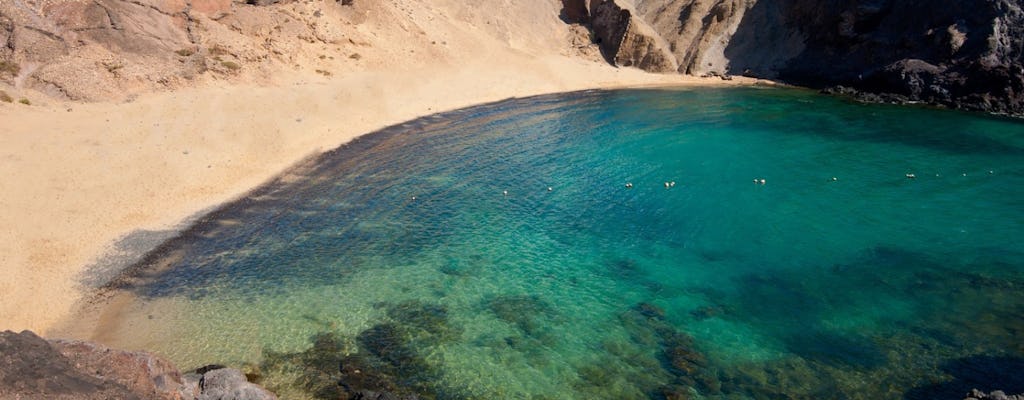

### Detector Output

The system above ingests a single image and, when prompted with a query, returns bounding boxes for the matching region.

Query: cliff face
[730,0,1024,115]
[3,0,1022,114]
[589,0,678,72]
[578,0,1024,115]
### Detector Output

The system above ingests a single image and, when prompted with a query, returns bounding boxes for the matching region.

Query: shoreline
[0,55,766,335]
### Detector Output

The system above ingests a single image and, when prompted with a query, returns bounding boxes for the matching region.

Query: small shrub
[18,98,30,105]
[0,91,12,103]
[208,45,229,56]
[315,69,332,76]
[175,48,195,57]
[348,53,361,60]
[221,61,241,71]
[0,61,19,76]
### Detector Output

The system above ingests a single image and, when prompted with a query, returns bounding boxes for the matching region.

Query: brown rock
[0,330,140,400]
[51,338,189,400]
[190,0,233,17]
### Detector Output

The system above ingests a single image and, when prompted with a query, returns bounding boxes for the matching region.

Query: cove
[64,87,1024,399]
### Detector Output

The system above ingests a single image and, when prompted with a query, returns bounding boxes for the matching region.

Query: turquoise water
[93,88,1024,399]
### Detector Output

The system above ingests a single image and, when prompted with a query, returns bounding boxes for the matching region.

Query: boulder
[198,367,277,400]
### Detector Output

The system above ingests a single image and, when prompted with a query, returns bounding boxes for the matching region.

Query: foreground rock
[0,330,275,400]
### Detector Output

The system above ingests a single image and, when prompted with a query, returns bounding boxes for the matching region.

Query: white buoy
[962,173,967,176]
[665,182,670,188]
[625,182,633,188]
[906,173,916,179]
[548,187,553,191]
[412,196,416,200]
[989,170,995,174]
[503,190,508,196]
[831,177,838,181]
[759,179,766,184]
[670,181,676,187]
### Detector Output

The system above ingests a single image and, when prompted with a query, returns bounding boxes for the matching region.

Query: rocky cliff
[0,0,588,102]
[3,0,1023,114]
[569,0,1024,115]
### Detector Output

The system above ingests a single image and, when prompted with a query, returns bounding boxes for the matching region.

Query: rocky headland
[567,0,1024,116]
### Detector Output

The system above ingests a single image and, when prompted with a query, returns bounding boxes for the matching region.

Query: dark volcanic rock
[587,0,1024,115]
[729,0,1024,116]
[560,0,590,23]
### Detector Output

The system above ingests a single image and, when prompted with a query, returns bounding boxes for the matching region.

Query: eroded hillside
[0,0,602,102]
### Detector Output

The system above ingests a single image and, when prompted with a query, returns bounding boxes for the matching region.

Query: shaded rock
[589,0,678,72]
[574,0,1024,115]
[199,367,277,400]
[560,0,590,23]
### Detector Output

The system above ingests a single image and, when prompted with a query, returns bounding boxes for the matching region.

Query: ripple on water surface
[74,88,1024,399]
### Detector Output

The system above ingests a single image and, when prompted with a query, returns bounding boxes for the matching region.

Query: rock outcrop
[0,0,359,101]
[0,330,276,400]
[575,0,1024,116]
[588,0,678,73]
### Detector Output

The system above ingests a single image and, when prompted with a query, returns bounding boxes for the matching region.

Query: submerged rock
[965,389,1024,400]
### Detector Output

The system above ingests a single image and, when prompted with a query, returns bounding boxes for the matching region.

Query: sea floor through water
[67,88,1024,399]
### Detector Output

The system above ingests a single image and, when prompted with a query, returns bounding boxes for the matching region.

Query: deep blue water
[92,88,1024,399]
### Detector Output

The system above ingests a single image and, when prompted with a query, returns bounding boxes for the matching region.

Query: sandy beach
[0,5,760,334]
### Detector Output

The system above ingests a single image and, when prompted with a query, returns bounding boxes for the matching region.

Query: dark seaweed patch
[904,355,1024,399]
[259,301,466,399]
[486,294,559,342]
[783,331,886,369]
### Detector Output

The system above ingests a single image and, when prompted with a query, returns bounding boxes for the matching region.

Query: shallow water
[81,88,1024,399]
